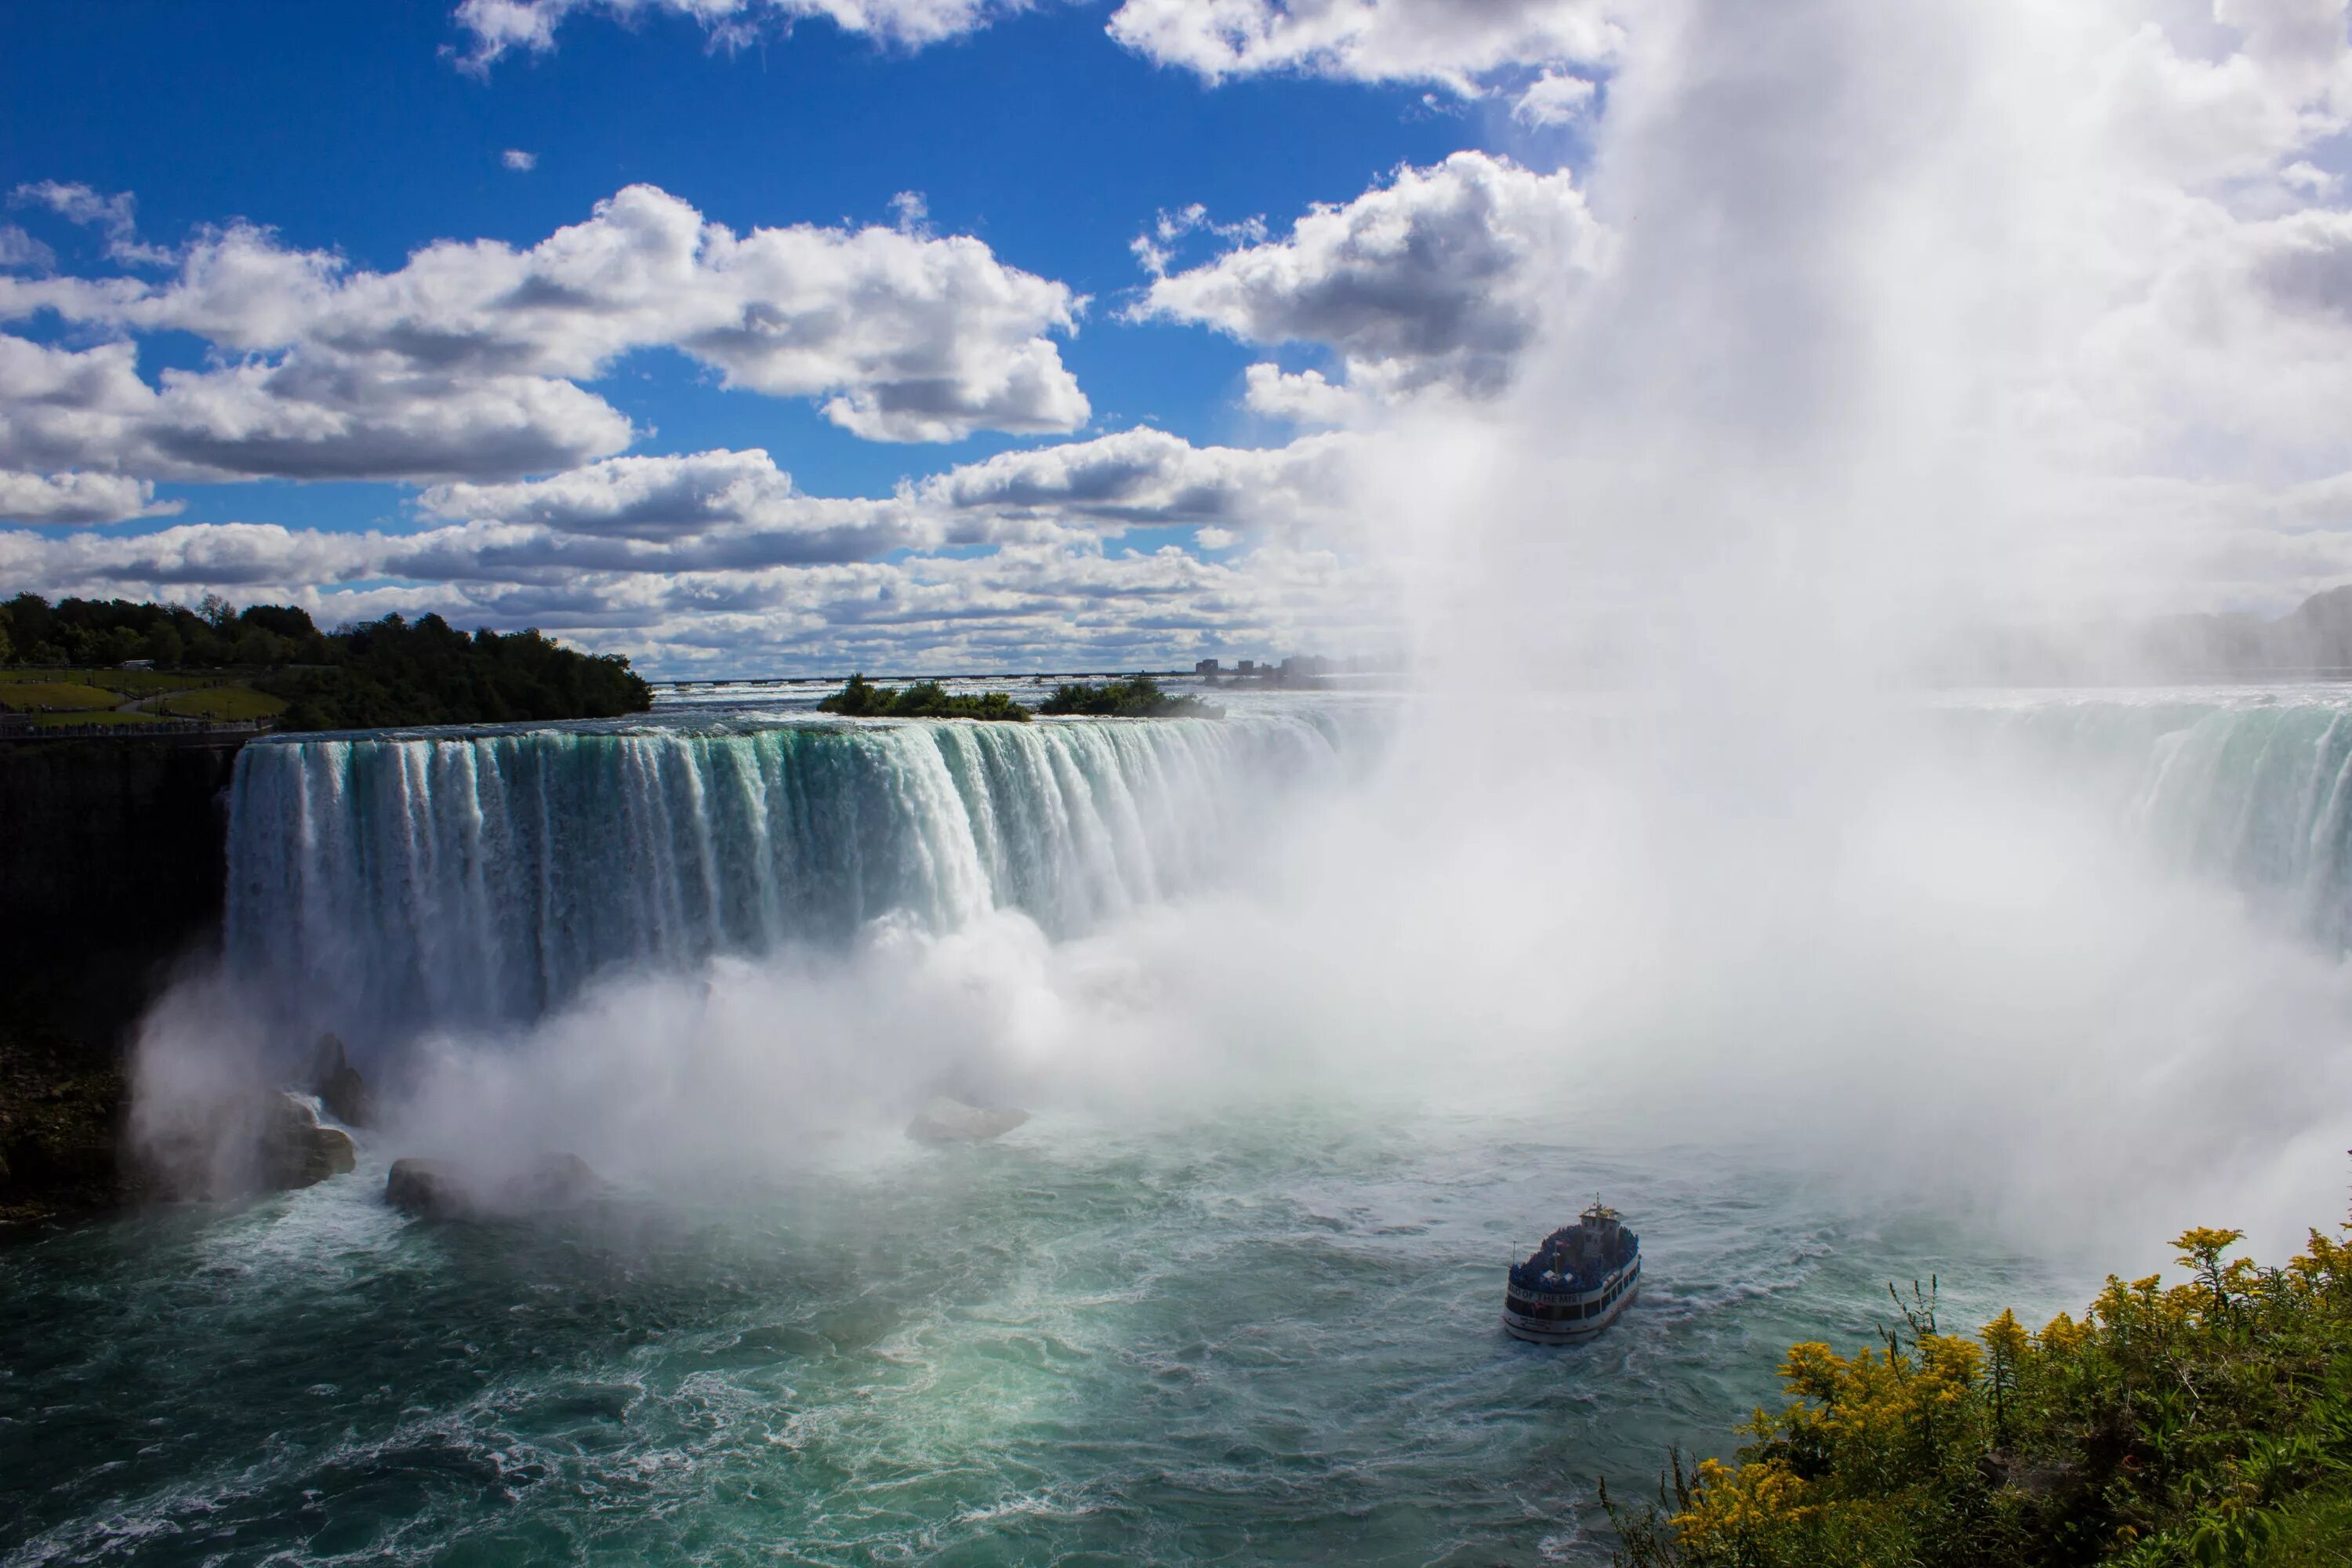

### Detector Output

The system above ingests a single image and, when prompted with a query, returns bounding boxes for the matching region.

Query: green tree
[231,626,283,666]
[143,622,184,667]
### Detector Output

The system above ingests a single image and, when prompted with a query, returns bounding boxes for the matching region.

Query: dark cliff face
[0,738,245,1229]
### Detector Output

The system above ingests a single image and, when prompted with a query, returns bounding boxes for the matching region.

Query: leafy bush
[816,673,1031,721]
[1608,1212,2352,1568]
[1036,674,1219,717]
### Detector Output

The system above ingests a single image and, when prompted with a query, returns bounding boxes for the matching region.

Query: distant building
[1237,659,1256,676]
[1195,658,1220,677]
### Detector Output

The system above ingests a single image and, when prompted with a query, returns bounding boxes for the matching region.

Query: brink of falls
[224,713,1346,1044]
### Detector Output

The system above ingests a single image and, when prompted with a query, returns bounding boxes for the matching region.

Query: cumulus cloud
[502,148,538,171]
[0,183,1088,490]
[9,181,173,266]
[453,0,1025,68]
[1136,151,1602,408]
[0,513,1389,675]
[914,425,1353,526]
[0,423,1371,665]
[0,226,54,271]
[1106,0,1620,121]
[1512,69,1595,125]
[0,470,181,526]
[0,332,633,485]
[409,427,1356,556]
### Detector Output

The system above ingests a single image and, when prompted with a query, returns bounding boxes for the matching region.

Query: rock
[907,1097,1031,1145]
[308,1033,373,1127]
[385,1158,462,1217]
[387,1152,601,1218]
[257,1092,356,1189]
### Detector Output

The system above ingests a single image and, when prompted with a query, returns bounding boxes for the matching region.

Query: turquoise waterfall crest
[224,713,1344,1040]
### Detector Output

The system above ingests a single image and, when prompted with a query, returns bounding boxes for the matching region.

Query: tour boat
[1503,1200,1642,1344]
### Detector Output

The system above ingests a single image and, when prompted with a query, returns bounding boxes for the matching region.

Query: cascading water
[1962,690,2352,949]
[224,710,1351,1044]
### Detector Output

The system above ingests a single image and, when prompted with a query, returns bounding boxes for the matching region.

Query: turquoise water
[17,685,2345,1565]
[0,1113,2054,1566]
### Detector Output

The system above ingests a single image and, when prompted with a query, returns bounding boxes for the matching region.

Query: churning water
[6,685,2351,1566]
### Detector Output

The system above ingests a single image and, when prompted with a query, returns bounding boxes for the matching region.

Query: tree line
[0,593,653,731]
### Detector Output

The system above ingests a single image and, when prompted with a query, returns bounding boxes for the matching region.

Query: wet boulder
[387,1152,601,1218]
[907,1097,1030,1145]
[258,1092,356,1189]
[307,1033,372,1128]
[384,1159,461,1218]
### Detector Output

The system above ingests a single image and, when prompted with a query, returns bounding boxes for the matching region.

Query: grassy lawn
[154,685,286,720]
[0,682,127,713]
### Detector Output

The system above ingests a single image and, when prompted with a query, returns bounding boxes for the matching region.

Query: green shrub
[1036,674,1219,717]
[816,673,1031,721]
[1610,1211,2352,1568]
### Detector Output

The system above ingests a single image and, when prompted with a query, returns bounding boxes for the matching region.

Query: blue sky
[0,0,1612,673]
[6,2,2347,673]
[5,0,1494,506]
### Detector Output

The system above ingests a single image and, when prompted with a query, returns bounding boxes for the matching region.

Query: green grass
[0,683,126,713]
[154,685,286,720]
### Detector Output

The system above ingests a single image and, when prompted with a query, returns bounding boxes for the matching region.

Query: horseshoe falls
[16,688,2352,1567]
[223,691,2352,1052]
[223,710,1346,1043]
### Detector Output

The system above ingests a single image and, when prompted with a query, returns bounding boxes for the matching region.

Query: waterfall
[224,712,1348,1041]
[1968,691,2352,948]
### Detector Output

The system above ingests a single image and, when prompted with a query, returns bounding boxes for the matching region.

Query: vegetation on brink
[1608,1211,2352,1568]
[1036,674,1220,717]
[815,671,1224,721]
[818,673,1032,721]
[2,593,652,731]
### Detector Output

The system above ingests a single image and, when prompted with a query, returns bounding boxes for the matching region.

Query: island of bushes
[818,671,1218,721]
[1609,1205,2352,1567]
[1,592,652,731]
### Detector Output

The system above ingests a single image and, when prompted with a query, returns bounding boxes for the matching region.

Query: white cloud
[1240,363,1370,426]
[1512,69,1595,126]
[416,428,1356,555]
[0,184,1089,489]
[502,148,539,171]
[0,226,54,271]
[1129,202,1269,278]
[453,0,1025,69]
[0,512,1392,676]
[913,425,1354,528]
[0,423,1375,668]
[0,470,181,526]
[1105,0,1621,118]
[9,181,174,266]
[1135,152,1603,406]
[0,332,635,485]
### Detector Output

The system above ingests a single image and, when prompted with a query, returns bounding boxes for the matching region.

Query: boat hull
[1501,1256,1641,1344]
